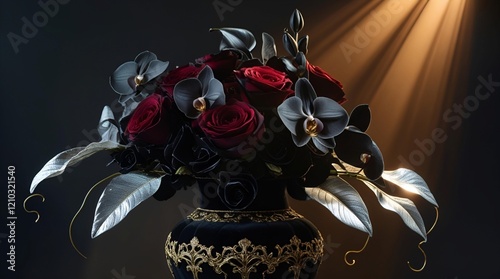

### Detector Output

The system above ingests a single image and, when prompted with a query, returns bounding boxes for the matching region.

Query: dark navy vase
[165,179,324,279]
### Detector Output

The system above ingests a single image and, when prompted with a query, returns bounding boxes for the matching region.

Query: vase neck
[197,178,290,211]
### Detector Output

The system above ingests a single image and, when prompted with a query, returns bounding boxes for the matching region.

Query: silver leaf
[30,141,125,193]
[281,57,297,73]
[298,35,309,55]
[382,168,438,207]
[261,32,276,64]
[98,106,119,143]
[305,177,373,236]
[211,27,256,52]
[362,180,427,240]
[282,32,298,56]
[91,172,164,238]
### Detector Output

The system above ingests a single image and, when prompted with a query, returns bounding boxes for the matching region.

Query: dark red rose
[307,63,347,104]
[125,94,171,145]
[195,50,239,80]
[234,66,294,109]
[158,64,205,97]
[221,78,250,104]
[197,101,265,152]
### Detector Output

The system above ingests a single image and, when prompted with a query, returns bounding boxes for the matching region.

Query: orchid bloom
[110,51,169,104]
[277,78,348,153]
[173,65,225,119]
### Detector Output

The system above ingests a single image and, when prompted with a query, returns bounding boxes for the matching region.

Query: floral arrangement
[29,9,438,267]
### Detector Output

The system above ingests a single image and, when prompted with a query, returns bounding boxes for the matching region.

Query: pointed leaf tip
[30,141,125,193]
[91,172,164,238]
[382,168,438,207]
[363,180,427,240]
[305,177,373,236]
[211,27,256,53]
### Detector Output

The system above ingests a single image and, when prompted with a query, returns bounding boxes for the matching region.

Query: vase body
[165,180,324,279]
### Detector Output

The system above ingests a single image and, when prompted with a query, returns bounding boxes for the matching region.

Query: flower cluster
[30,10,437,243]
[106,17,382,202]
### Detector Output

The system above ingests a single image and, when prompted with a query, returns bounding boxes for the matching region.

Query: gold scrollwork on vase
[187,208,304,223]
[165,233,324,279]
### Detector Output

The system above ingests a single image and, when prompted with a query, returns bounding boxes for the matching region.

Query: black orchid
[334,105,384,180]
[109,51,169,104]
[173,66,225,119]
[277,78,348,153]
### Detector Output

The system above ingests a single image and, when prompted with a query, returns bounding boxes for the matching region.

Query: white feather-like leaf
[97,106,119,143]
[261,32,277,64]
[91,172,164,238]
[305,177,372,236]
[211,27,256,52]
[30,141,125,193]
[362,180,427,240]
[382,168,438,207]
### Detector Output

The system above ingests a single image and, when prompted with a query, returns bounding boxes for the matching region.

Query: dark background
[1,0,499,278]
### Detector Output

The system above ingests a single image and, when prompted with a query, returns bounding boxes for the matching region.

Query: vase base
[165,207,324,279]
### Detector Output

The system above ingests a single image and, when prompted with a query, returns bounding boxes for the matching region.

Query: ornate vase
[165,179,324,279]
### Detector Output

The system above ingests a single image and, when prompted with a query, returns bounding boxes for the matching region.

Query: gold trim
[187,208,304,223]
[165,233,323,279]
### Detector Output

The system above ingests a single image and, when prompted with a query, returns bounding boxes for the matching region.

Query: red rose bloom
[222,78,250,104]
[197,101,265,152]
[196,50,239,80]
[307,63,347,104]
[125,94,171,145]
[235,66,294,109]
[158,64,205,97]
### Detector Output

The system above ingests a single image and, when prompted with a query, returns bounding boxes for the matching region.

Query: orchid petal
[312,137,335,153]
[204,79,225,108]
[349,104,371,132]
[294,78,317,115]
[313,97,349,138]
[173,78,203,119]
[143,60,169,83]
[135,51,157,73]
[292,132,310,147]
[335,126,384,180]
[109,61,137,95]
[277,96,307,135]
[198,66,215,95]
